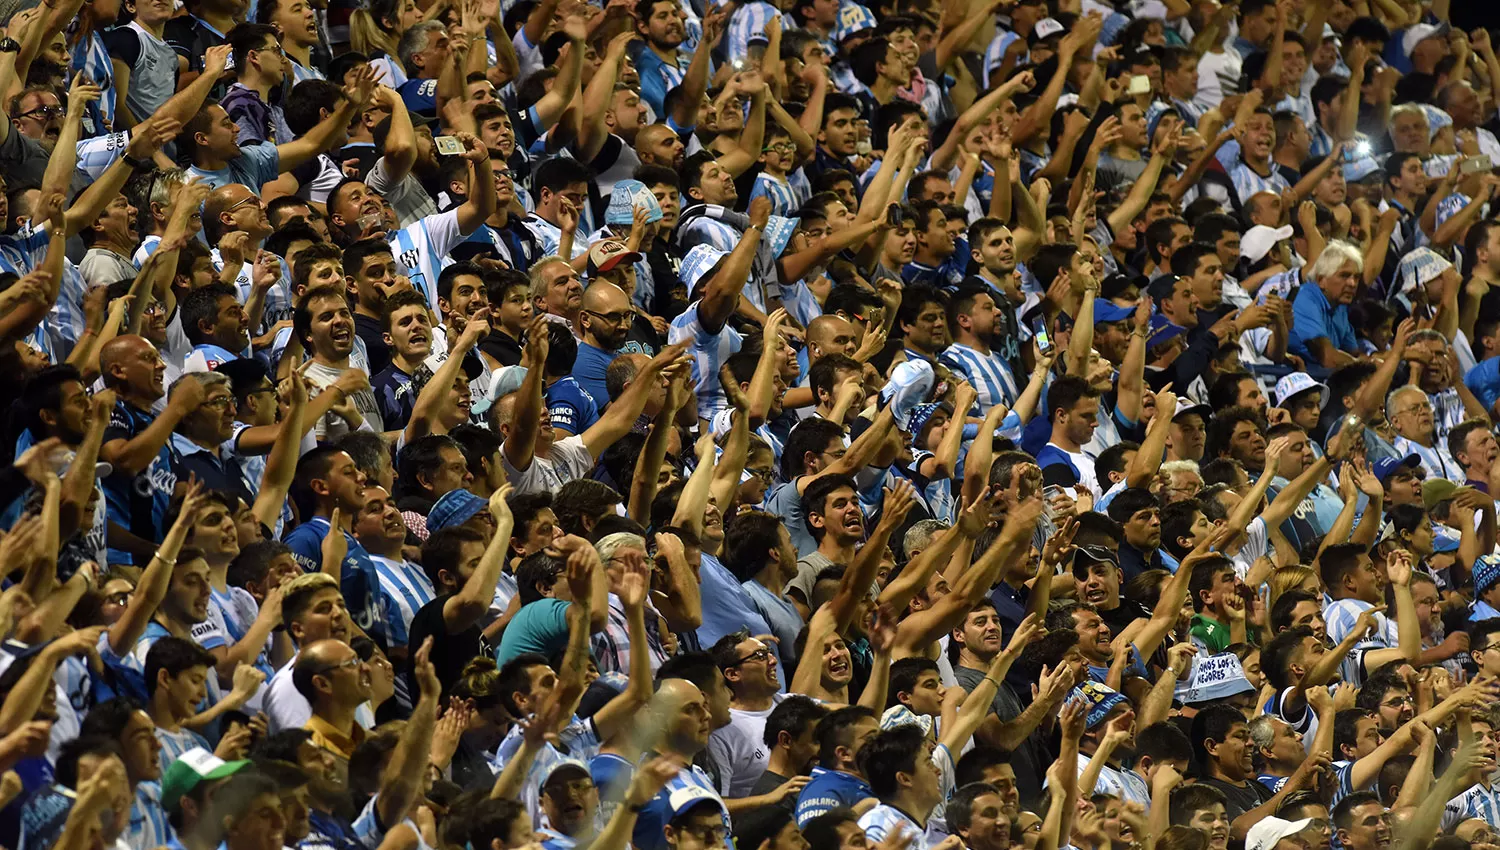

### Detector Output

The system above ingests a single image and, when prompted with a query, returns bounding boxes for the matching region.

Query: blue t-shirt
[102,400,177,565]
[1466,357,1500,415]
[495,598,573,665]
[901,238,970,288]
[397,77,438,117]
[795,766,874,826]
[571,341,618,409]
[372,363,415,431]
[696,554,777,664]
[1289,281,1357,360]
[546,376,600,435]
[186,141,280,192]
[283,517,387,644]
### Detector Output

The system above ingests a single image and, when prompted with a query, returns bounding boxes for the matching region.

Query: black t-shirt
[1200,776,1273,821]
[405,593,484,699]
[354,313,391,376]
[480,330,524,368]
[1099,598,1151,638]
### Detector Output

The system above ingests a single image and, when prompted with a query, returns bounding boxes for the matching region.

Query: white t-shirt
[501,433,595,494]
[707,697,785,798]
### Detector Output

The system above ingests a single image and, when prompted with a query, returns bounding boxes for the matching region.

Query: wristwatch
[122,153,150,170]
[0,38,21,53]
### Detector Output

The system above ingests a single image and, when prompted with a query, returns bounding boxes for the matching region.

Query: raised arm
[250,362,308,529]
[442,487,514,631]
[697,198,768,329]
[277,67,374,173]
[501,317,549,472]
[107,484,206,655]
[581,343,686,459]
[377,638,440,826]
[577,32,634,162]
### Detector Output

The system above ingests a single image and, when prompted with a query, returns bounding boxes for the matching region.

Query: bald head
[294,638,367,710]
[582,281,628,313]
[807,315,858,358]
[579,281,631,349]
[99,335,161,396]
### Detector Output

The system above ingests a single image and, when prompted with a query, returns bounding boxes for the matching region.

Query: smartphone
[1030,316,1053,352]
[1128,74,1152,95]
[223,53,235,71]
[886,204,905,227]
[433,135,464,156]
[1463,155,1493,174]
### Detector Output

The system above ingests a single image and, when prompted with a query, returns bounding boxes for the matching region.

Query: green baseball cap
[161,748,250,810]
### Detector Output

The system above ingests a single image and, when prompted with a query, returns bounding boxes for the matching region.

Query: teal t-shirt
[495,598,573,666]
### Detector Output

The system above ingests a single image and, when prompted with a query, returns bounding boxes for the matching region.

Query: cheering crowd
[8,0,1500,847]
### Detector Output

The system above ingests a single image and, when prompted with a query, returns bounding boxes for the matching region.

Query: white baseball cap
[1246,817,1316,850]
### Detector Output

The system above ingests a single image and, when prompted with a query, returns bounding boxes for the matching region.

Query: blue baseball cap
[427,488,487,532]
[1147,313,1186,348]
[1094,298,1135,324]
[1372,453,1422,485]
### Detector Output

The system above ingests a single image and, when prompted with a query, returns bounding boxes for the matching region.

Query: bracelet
[121,154,150,171]
[152,554,177,567]
[984,676,1001,688]
[748,224,762,232]
[627,801,649,813]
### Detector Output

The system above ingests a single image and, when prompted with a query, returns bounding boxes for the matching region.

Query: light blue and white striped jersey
[939,343,1019,411]
[353,792,435,850]
[0,225,89,359]
[289,60,327,84]
[634,763,729,850]
[389,209,465,310]
[1324,597,1393,685]
[981,30,1025,89]
[155,726,211,775]
[490,715,603,828]
[859,804,929,850]
[1392,435,1464,483]
[679,216,768,310]
[70,31,116,134]
[521,212,589,261]
[726,2,792,61]
[1328,759,1364,808]
[1444,782,1500,831]
[1229,161,1291,205]
[1436,192,1480,229]
[77,132,130,180]
[668,301,745,420]
[133,234,162,268]
[751,172,800,218]
[371,555,436,648]
[126,781,175,850]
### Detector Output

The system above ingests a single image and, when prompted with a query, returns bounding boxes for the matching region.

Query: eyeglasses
[201,396,236,410]
[18,105,62,120]
[725,647,773,668]
[314,656,361,675]
[143,301,166,316]
[585,309,632,324]
[252,43,285,58]
[681,824,729,844]
[226,194,262,212]
[544,778,595,797]
[762,141,796,154]
[745,467,775,483]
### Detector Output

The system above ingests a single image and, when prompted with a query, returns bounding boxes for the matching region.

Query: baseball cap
[1093,298,1135,324]
[427,488,488,533]
[1273,372,1328,409]
[1031,17,1065,43]
[1246,817,1316,850]
[1173,400,1213,421]
[1071,544,1120,579]
[162,748,251,810]
[1148,313,1187,348]
[1343,156,1382,183]
[1145,274,1182,302]
[1422,479,1476,511]
[586,240,644,277]
[1372,453,1421,485]
[666,785,727,820]
[1402,22,1450,59]
[880,359,936,431]
[1240,224,1294,264]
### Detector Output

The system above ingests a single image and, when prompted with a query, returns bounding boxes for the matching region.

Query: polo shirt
[1289,281,1357,361]
[1188,613,1232,653]
[306,713,367,761]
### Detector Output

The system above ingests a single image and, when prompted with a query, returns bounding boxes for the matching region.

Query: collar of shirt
[305,713,366,760]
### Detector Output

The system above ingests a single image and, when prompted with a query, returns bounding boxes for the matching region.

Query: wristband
[122,154,150,171]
